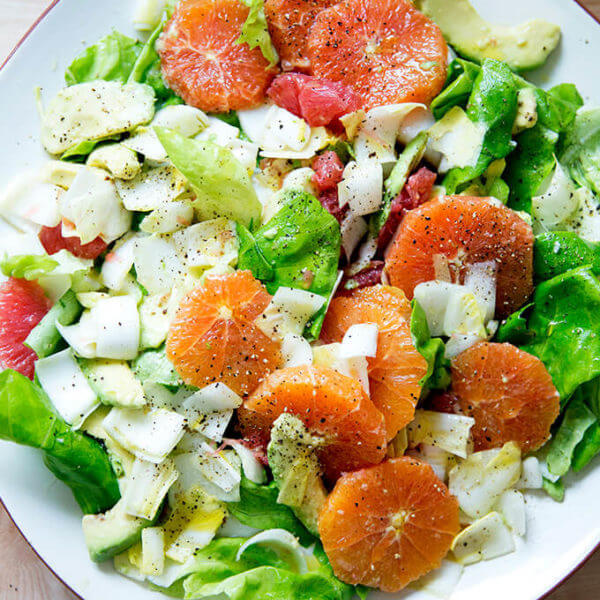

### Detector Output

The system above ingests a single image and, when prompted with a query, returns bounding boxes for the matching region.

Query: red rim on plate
[0,1,599,599]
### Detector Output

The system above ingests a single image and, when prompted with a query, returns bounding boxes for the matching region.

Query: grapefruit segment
[166,271,281,396]
[158,0,277,112]
[451,342,560,452]
[0,278,51,379]
[385,196,534,317]
[306,0,447,110]
[321,285,427,440]
[318,457,460,592]
[39,224,107,260]
[238,364,387,479]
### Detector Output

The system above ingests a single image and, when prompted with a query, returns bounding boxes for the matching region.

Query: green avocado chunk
[82,497,152,563]
[267,414,328,537]
[416,0,560,72]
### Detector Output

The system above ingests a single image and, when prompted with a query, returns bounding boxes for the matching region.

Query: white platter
[1,1,600,599]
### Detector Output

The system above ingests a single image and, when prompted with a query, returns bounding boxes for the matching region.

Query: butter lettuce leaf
[155,127,261,228]
[431,58,481,120]
[236,0,278,67]
[443,59,518,194]
[535,83,583,134]
[0,369,120,514]
[534,232,600,281]
[0,254,58,280]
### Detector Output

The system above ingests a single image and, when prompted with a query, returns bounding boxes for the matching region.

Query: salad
[1,0,600,597]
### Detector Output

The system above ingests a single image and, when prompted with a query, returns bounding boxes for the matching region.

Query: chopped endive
[141,527,165,577]
[115,165,189,212]
[35,349,99,429]
[312,342,369,395]
[255,287,325,341]
[139,293,171,350]
[79,359,145,408]
[227,440,267,484]
[87,143,141,180]
[37,250,95,303]
[133,235,184,295]
[338,159,383,216]
[196,444,242,501]
[449,442,522,519]
[281,168,318,196]
[407,410,474,459]
[340,323,378,359]
[91,295,140,360]
[340,211,368,260]
[182,383,243,413]
[139,201,194,235]
[451,512,515,565]
[516,456,543,490]
[532,160,578,230]
[172,218,238,272]
[280,333,313,368]
[427,106,486,173]
[124,458,179,520]
[410,559,463,598]
[56,309,98,358]
[59,166,131,244]
[195,117,240,146]
[463,262,497,323]
[416,444,452,482]
[236,529,307,574]
[41,81,155,155]
[101,234,138,291]
[189,410,234,443]
[38,160,84,189]
[133,0,168,30]
[495,489,526,536]
[103,407,186,463]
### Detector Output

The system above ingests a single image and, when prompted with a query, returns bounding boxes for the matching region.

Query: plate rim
[1,1,599,599]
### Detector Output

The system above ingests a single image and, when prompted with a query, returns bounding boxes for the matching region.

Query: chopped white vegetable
[397,106,436,146]
[0,231,46,261]
[133,235,184,295]
[532,161,578,229]
[340,323,378,359]
[194,410,234,443]
[39,160,84,189]
[411,559,463,599]
[35,349,99,429]
[139,292,171,349]
[87,144,141,180]
[237,104,272,144]
[417,444,452,482]
[42,81,155,155]
[282,168,317,196]
[516,456,543,489]
[445,332,487,359]
[340,211,368,260]
[195,117,240,146]
[449,442,522,519]
[124,458,179,520]
[56,310,98,358]
[37,249,95,303]
[91,295,140,359]
[407,410,474,459]
[196,444,242,501]
[337,160,383,216]
[564,186,600,243]
[495,489,526,537]
[464,262,497,323]
[451,512,515,565]
[280,333,313,368]
[345,234,378,277]
[228,440,267,484]
[173,218,238,271]
[141,527,165,577]
[312,342,370,395]
[103,407,186,463]
[101,234,138,290]
[427,107,486,173]
[116,165,188,211]
[182,383,243,413]
[236,529,307,574]
[140,200,194,234]
[59,166,131,244]
[133,0,168,30]
[256,287,325,341]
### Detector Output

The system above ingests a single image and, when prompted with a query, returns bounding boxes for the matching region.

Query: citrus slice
[385,196,534,317]
[0,278,51,379]
[306,0,447,110]
[39,224,107,260]
[321,285,428,440]
[158,0,277,112]
[166,271,281,396]
[318,456,460,592]
[238,364,387,479]
[451,342,560,452]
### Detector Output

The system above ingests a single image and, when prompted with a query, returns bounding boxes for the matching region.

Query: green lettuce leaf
[0,369,120,514]
[443,59,518,194]
[410,300,450,391]
[0,254,58,280]
[237,190,341,339]
[534,232,600,281]
[236,0,278,67]
[226,475,314,546]
[542,477,564,502]
[535,84,583,133]
[132,346,183,387]
[560,108,600,196]
[431,58,481,120]
[155,127,261,228]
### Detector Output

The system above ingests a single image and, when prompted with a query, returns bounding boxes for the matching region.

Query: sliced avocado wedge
[416,0,560,72]
[82,497,152,562]
[267,414,328,536]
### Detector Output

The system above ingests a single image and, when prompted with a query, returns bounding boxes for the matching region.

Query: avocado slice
[25,289,82,358]
[82,497,152,563]
[416,0,560,72]
[267,414,328,536]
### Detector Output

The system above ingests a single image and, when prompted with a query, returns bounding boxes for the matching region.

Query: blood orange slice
[319,457,460,591]
[451,342,560,452]
[385,196,534,317]
[238,364,387,479]
[321,285,428,440]
[264,0,336,72]
[0,278,51,379]
[166,271,281,396]
[306,0,447,110]
[158,0,277,112]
